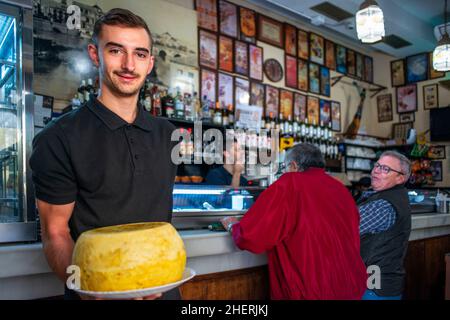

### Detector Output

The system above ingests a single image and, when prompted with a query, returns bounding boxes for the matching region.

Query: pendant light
[433,0,450,72]
[356,0,385,43]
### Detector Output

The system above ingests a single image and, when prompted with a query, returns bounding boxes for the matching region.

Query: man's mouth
[115,73,138,81]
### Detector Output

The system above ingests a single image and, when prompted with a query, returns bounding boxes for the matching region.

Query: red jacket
[231,168,367,300]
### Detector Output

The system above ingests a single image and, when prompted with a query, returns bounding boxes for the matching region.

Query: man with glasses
[358,151,412,300]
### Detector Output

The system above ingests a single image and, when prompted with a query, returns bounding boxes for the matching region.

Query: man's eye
[136,52,148,58]
[110,49,122,54]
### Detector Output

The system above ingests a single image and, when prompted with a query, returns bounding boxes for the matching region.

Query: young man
[30,8,178,300]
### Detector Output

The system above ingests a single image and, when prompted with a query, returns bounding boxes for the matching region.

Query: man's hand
[220,216,239,232]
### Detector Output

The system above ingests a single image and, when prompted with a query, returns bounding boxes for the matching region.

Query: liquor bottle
[269,112,276,130]
[277,113,284,135]
[287,115,293,136]
[201,95,211,122]
[78,80,86,104]
[85,78,94,102]
[174,87,185,119]
[222,105,229,126]
[151,86,162,117]
[184,93,194,121]
[192,92,201,121]
[293,116,299,140]
[162,89,175,118]
[264,114,271,131]
[227,104,234,126]
[213,101,223,125]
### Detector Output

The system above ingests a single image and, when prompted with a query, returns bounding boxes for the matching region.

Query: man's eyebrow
[105,42,150,54]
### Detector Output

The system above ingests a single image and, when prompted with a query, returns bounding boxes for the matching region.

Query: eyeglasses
[373,162,404,175]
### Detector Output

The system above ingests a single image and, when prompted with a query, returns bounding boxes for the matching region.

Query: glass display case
[171,184,264,230]
[408,189,446,214]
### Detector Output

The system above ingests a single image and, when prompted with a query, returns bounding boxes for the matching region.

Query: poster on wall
[309,62,320,95]
[331,101,341,132]
[325,40,336,70]
[396,84,417,113]
[199,29,218,69]
[347,49,356,76]
[250,82,265,108]
[307,96,320,125]
[356,53,364,79]
[297,29,309,60]
[294,93,307,122]
[364,56,374,83]
[249,45,263,81]
[284,23,297,56]
[200,68,217,103]
[406,53,428,83]
[280,90,293,119]
[377,94,393,122]
[310,33,324,65]
[239,7,257,43]
[320,67,330,97]
[423,84,439,109]
[234,40,249,76]
[195,0,218,32]
[391,59,405,87]
[297,59,308,92]
[285,55,298,89]
[265,85,279,118]
[257,15,283,48]
[219,0,238,38]
[219,35,234,73]
[218,72,234,109]
[235,77,250,105]
[319,99,331,127]
[336,45,347,74]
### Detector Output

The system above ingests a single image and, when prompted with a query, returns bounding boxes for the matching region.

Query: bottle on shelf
[184,93,194,121]
[85,78,94,102]
[227,104,234,126]
[77,80,86,104]
[192,92,201,121]
[174,87,185,119]
[162,89,175,118]
[213,101,223,125]
[222,104,229,126]
[151,85,162,117]
[201,95,211,122]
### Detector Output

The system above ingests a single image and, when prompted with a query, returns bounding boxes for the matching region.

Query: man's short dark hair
[285,143,325,171]
[92,8,153,50]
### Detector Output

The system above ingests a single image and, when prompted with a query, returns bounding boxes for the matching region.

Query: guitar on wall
[344,84,367,139]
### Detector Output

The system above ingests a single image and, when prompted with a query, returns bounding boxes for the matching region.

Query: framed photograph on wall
[199,29,218,70]
[297,59,308,92]
[294,92,307,123]
[219,35,233,73]
[309,62,320,95]
[423,84,439,109]
[347,49,356,76]
[265,85,279,118]
[195,0,218,32]
[235,77,250,105]
[234,40,249,76]
[396,83,418,113]
[356,53,364,79]
[406,53,428,83]
[310,33,325,65]
[280,89,294,120]
[297,29,309,60]
[320,66,330,97]
[284,23,297,56]
[307,95,320,125]
[257,15,283,48]
[336,45,347,74]
[428,145,446,160]
[391,59,405,87]
[428,52,445,79]
[325,40,336,70]
[430,161,443,181]
[331,101,341,132]
[392,122,413,140]
[364,56,374,83]
[285,55,298,89]
[219,0,238,38]
[377,94,393,122]
[250,81,265,108]
[319,99,331,127]
[249,45,263,81]
[200,68,217,103]
[239,6,257,43]
[399,112,415,123]
[218,72,234,109]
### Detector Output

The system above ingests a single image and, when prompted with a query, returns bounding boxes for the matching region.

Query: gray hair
[379,150,411,181]
[285,143,325,171]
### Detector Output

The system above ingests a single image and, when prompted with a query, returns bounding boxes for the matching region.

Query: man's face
[88,25,154,97]
[371,156,406,191]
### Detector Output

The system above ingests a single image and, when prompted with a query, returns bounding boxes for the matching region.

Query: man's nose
[122,52,136,72]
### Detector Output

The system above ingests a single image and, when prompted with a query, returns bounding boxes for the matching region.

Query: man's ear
[87,43,100,68]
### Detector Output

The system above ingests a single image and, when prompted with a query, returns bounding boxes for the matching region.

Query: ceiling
[247,0,449,58]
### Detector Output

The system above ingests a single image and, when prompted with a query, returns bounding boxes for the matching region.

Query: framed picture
[200,68,217,103]
[307,95,320,125]
[280,89,294,119]
[377,94,393,122]
[285,55,298,89]
[347,49,356,76]
[364,56,374,83]
[219,0,238,38]
[284,23,297,56]
[319,99,331,127]
[263,58,283,82]
[331,101,341,132]
[392,122,413,140]
[406,53,428,83]
[356,53,364,79]
[310,33,325,65]
[294,92,307,122]
[199,29,218,69]
[428,52,446,79]
[219,35,233,73]
[257,15,283,48]
[399,112,415,123]
[391,59,406,87]
[320,66,331,97]
[249,45,263,81]
[250,82,265,108]
[396,83,418,113]
[325,40,336,70]
[423,84,439,109]
[309,62,320,95]
[297,29,309,60]
[239,6,257,43]
[265,85,279,118]
[34,93,54,127]
[336,45,347,74]
[195,0,218,32]
[297,59,308,92]
[430,161,443,181]
[218,72,234,109]
[235,77,250,105]
[428,145,446,160]
[234,40,249,76]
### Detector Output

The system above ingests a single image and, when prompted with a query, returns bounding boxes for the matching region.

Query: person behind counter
[221,143,367,299]
[358,151,411,300]
[29,8,178,300]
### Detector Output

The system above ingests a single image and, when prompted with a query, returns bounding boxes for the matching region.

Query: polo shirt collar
[87,98,152,132]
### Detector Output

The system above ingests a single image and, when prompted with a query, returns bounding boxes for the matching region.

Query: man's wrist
[227,222,236,232]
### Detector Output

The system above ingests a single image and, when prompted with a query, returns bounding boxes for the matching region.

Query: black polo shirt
[30,99,177,241]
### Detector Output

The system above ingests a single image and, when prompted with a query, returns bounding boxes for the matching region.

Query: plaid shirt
[358,191,396,235]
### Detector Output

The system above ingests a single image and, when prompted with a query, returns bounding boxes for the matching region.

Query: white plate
[73,267,196,299]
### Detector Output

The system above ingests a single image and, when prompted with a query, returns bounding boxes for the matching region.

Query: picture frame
[285,55,298,89]
[239,6,257,44]
[307,95,320,125]
[219,35,234,73]
[297,29,309,60]
[257,14,283,48]
[200,68,217,104]
[263,58,283,82]
[235,77,250,105]
[218,72,234,109]
[280,89,294,120]
[364,56,374,83]
[234,40,249,76]
[428,52,446,79]
[392,122,413,140]
[356,53,364,80]
[430,161,443,181]
[391,59,406,87]
[399,112,415,123]
[319,99,331,127]
[33,93,54,127]
[199,29,218,70]
[325,40,336,70]
[249,45,263,81]
[377,94,393,122]
[310,33,325,65]
[265,85,279,118]
[320,66,331,97]
[331,101,341,132]
[284,23,297,56]
[309,62,320,95]
[294,92,307,122]
[347,49,356,76]
[396,83,418,113]
[219,0,238,38]
[406,53,429,83]
[250,81,265,108]
[428,145,446,160]
[195,0,218,32]
[297,59,308,92]
[336,44,347,74]
[423,84,439,110]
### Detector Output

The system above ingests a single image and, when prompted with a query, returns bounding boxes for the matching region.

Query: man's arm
[359,199,396,235]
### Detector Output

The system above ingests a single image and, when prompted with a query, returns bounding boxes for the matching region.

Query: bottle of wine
[174,87,185,119]
[151,86,162,117]
[184,93,194,121]
[162,89,175,118]
[227,104,234,126]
